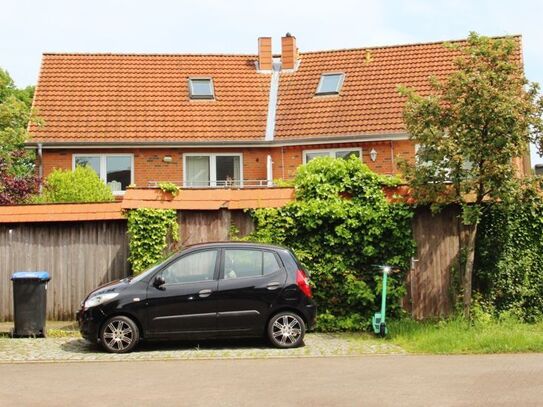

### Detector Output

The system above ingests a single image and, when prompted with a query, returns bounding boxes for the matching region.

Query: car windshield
[128,253,178,284]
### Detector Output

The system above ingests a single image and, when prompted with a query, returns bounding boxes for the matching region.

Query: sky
[2,0,543,164]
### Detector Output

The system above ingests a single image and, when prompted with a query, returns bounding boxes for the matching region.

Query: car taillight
[296,270,312,298]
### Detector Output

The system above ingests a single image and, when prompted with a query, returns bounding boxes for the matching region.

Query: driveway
[0,333,403,362]
[1,354,542,406]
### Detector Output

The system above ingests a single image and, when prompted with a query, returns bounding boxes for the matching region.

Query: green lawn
[386,318,543,354]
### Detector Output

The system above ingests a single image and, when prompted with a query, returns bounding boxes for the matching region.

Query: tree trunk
[463,223,478,319]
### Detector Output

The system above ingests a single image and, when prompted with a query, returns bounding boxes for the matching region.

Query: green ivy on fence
[126,208,179,274]
[474,185,543,322]
[247,156,416,331]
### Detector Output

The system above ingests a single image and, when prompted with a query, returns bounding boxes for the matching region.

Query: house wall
[41,141,416,187]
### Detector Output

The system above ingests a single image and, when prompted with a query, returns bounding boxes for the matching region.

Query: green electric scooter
[372,265,392,337]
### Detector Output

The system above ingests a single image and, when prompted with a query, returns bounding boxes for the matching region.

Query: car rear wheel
[99,315,139,353]
[267,311,305,348]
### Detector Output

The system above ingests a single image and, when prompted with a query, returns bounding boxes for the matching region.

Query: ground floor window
[73,154,134,194]
[184,153,242,187]
[303,148,362,164]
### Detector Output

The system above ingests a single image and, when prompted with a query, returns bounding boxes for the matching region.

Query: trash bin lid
[11,271,50,281]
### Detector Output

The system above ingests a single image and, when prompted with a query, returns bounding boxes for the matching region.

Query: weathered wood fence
[0,207,461,321]
[0,220,130,321]
[405,206,465,319]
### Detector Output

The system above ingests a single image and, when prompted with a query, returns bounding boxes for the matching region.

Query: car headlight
[84,293,119,309]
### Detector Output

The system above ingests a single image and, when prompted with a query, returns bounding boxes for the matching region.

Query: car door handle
[198,289,212,298]
[267,282,280,290]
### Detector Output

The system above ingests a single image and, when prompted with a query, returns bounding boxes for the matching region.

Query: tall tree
[399,33,543,317]
[0,68,38,204]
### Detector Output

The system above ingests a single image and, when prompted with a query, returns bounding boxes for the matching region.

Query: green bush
[36,166,114,203]
[248,156,415,331]
[475,187,543,322]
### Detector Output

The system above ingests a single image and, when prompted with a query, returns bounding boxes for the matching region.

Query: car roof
[182,241,290,252]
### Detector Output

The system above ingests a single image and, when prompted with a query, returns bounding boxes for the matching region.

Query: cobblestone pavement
[0,333,404,363]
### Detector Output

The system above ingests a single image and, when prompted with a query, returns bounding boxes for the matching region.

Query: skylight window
[188,78,215,99]
[316,73,344,95]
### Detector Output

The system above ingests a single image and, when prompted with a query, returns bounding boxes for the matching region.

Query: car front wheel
[99,315,139,353]
[267,312,305,348]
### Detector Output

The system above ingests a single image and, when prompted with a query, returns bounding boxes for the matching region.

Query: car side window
[263,251,281,275]
[223,249,281,279]
[160,250,217,284]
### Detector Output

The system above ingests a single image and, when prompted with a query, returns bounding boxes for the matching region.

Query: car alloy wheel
[268,312,305,348]
[100,316,139,353]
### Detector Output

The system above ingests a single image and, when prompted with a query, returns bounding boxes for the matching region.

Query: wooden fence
[0,221,130,321]
[405,206,465,319]
[0,207,465,321]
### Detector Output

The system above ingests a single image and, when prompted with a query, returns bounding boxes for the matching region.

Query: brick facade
[41,141,416,187]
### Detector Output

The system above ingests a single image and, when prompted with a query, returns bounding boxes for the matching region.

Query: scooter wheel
[379,323,387,337]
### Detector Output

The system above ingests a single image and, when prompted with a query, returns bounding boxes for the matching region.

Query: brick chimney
[258,37,273,71]
[281,33,297,70]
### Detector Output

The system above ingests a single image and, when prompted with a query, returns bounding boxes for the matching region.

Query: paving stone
[0,333,404,363]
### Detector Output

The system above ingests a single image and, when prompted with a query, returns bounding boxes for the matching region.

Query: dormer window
[189,78,215,99]
[316,73,344,95]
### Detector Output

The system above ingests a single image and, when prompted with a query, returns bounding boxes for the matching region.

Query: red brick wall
[269,140,415,179]
[41,141,416,186]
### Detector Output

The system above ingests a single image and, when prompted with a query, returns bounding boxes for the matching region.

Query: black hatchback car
[77,242,316,353]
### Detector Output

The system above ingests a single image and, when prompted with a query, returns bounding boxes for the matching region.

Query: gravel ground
[0,333,404,363]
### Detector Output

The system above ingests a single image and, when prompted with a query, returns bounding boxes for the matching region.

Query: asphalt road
[1,354,542,406]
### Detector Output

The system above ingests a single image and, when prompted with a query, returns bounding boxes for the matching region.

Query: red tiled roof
[275,37,521,139]
[29,37,522,144]
[30,54,270,143]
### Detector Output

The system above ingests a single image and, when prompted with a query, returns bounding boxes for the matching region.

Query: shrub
[36,166,114,203]
[248,157,415,331]
[474,186,543,322]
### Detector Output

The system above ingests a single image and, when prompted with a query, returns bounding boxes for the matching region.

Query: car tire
[99,315,140,353]
[267,311,305,348]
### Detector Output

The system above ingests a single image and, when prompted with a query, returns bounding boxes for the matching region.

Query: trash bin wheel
[99,315,140,353]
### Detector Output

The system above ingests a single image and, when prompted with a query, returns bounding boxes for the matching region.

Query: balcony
[147,179,283,189]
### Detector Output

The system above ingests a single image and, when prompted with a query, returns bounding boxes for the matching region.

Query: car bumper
[76,306,106,343]
[304,302,317,330]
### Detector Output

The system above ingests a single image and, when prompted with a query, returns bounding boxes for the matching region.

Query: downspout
[281,146,285,180]
[390,140,395,174]
[38,143,43,192]
[266,154,273,187]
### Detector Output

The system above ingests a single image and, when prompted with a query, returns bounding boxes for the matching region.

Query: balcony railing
[147,179,276,189]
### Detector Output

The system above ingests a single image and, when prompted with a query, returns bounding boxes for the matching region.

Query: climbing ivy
[474,183,543,322]
[248,156,415,331]
[126,208,179,274]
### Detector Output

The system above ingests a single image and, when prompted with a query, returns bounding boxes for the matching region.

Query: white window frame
[188,77,215,100]
[183,153,243,187]
[302,148,362,164]
[72,153,134,195]
[316,72,345,95]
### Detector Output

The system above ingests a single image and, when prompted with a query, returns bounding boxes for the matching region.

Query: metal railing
[147,179,277,189]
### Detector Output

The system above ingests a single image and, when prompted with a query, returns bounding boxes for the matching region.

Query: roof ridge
[299,34,522,55]
[41,34,522,58]
[43,52,258,57]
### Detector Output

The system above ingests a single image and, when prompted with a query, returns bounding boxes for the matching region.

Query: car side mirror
[153,275,166,289]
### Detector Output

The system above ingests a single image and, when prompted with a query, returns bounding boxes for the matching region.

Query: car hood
[85,279,130,300]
